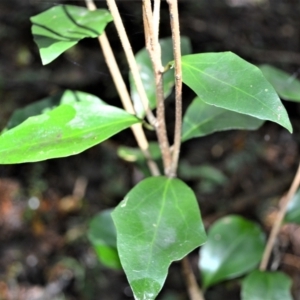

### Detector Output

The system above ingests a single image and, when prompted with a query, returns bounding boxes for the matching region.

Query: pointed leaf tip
[112,176,206,299]
[181,52,293,133]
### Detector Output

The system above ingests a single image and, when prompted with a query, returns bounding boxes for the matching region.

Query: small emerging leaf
[112,176,206,300]
[31,5,112,64]
[181,52,292,133]
[182,97,264,141]
[130,37,191,117]
[199,215,265,289]
[0,90,140,164]
[241,270,292,300]
[260,64,300,102]
[88,209,121,269]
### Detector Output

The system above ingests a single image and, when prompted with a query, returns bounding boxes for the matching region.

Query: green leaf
[0,90,140,164]
[241,270,293,300]
[260,64,300,102]
[117,142,161,162]
[117,142,162,176]
[182,97,264,141]
[199,215,265,289]
[112,176,206,300]
[88,209,122,269]
[5,91,67,130]
[285,188,300,224]
[181,52,292,133]
[30,5,112,64]
[179,161,228,185]
[130,37,192,117]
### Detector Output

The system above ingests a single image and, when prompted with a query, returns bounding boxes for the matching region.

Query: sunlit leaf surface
[0,90,140,164]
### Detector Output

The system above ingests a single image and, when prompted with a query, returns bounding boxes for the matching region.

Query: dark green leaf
[30,5,112,64]
[112,176,206,300]
[88,209,121,269]
[181,52,292,133]
[241,270,292,300]
[130,37,191,117]
[0,90,140,164]
[285,188,300,224]
[199,215,265,289]
[179,161,228,185]
[260,64,300,102]
[182,97,264,141]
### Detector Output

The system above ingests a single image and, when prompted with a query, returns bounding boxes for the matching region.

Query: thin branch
[143,0,172,175]
[167,0,182,178]
[85,0,160,176]
[106,0,156,127]
[153,0,161,42]
[260,162,300,271]
[181,257,205,300]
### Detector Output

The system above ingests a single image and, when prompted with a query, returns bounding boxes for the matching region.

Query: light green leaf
[30,5,112,64]
[5,91,69,130]
[260,64,300,102]
[117,142,161,162]
[181,52,292,133]
[199,215,265,289]
[130,37,191,117]
[0,90,140,164]
[112,176,206,300]
[182,97,264,141]
[285,188,300,224]
[241,270,292,300]
[88,209,122,269]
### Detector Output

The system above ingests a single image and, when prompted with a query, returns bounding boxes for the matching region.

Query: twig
[167,0,182,178]
[106,0,156,127]
[181,257,205,300]
[85,0,160,176]
[153,0,161,41]
[260,162,300,271]
[166,1,203,297]
[143,0,172,175]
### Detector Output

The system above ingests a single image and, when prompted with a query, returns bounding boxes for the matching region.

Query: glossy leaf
[112,176,206,300]
[130,37,191,117]
[88,209,121,269]
[241,270,292,300]
[285,188,300,224]
[199,215,265,289]
[182,97,264,141]
[0,90,140,164]
[30,5,112,64]
[260,64,300,102]
[181,52,292,133]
